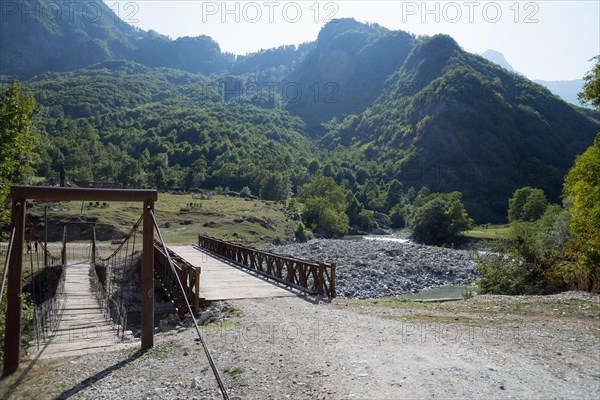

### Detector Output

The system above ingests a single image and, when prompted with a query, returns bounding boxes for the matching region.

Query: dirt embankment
[26,214,127,242]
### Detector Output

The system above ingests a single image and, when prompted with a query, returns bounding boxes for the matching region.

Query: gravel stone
[269,238,478,298]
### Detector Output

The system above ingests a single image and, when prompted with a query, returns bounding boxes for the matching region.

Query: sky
[103,0,599,81]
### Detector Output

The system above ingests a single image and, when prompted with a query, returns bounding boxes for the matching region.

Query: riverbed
[269,237,479,299]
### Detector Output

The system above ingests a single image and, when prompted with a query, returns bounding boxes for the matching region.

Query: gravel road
[7,292,599,400]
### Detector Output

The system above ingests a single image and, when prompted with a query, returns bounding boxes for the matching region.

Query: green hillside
[17,62,317,194]
[0,0,231,77]
[1,13,598,224]
[321,35,599,221]
[283,19,415,135]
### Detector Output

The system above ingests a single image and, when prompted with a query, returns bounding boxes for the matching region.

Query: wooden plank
[167,246,297,301]
[10,185,157,202]
[33,262,138,359]
[35,343,139,359]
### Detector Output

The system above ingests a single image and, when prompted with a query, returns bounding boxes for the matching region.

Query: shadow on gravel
[301,295,333,305]
[53,348,147,400]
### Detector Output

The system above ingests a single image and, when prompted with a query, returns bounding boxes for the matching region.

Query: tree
[563,134,600,291]
[578,55,600,110]
[239,186,252,198]
[408,192,473,245]
[259,172,290,201]
[345,192,364,228]
[0,80,36,231]
[548,56,600,292]
[183,160,207,191]
[508,187,548,223]
[357,209,375,231]
[319,207,349,237]
[307,159,320,175]
[389,203,406,228]
[385,179,403,211]
[298,175,349,236]
[360,179,385,211]
[294,222,310,242]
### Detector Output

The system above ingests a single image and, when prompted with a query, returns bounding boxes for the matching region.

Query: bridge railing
[92,221,137,339]
[36,263,66,340]
[198,235,336,298]
[89,269,128,340]
[154,243,201,317]
[23,219,65,343]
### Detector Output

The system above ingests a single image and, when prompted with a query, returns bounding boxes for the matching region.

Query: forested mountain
[1,9,598,223]
[322,35,599,221]
[25,61,316,193]
[0,0,233,77]
[0,0,141,77]
[231,44,312,75]
[284,19,416,135]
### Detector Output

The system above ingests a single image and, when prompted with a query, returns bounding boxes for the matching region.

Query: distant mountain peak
[481,49,518,74]
[480,49,587,107]
[317,18,387,42]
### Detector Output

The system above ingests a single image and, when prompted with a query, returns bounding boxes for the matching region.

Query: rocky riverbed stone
[269,238,478,299]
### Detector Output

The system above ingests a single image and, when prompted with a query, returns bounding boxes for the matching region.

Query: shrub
[357,210,375,231]
[476,206,570,295]
[239,186,252,198]
[0,291,36,364]
[294,222,310,243]
[389,204,406,228]
[408,192,473,245]
[552,262,600,293]
[508,187,548,222]
[476,247,546,295]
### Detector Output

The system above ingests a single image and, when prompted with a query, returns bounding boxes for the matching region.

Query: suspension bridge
[1,185,336,399]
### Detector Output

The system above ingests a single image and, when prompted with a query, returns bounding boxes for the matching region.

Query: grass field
[464,225,511,240]
[24,193,297,247]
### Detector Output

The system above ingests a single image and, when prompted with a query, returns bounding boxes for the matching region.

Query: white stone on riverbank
[269,238,478,298]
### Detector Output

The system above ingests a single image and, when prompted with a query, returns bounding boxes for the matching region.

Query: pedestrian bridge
[168,245,297,301]
[1,185,335,376]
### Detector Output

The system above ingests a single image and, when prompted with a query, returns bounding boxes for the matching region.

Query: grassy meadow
[24,193,297,247]
[464,225,511,240]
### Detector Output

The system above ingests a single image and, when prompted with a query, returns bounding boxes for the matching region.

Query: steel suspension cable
[149,209,230,400]
[0,203,22,303]
[28,248,40,350]
[98,214,143,262]
[128,229,137,304]
[34,240,43,340]
[25,216,60,264]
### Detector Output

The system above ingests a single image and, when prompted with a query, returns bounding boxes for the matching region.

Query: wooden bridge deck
[31,245,295,358]
[167,245,297,301]
[34,262,138,359]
